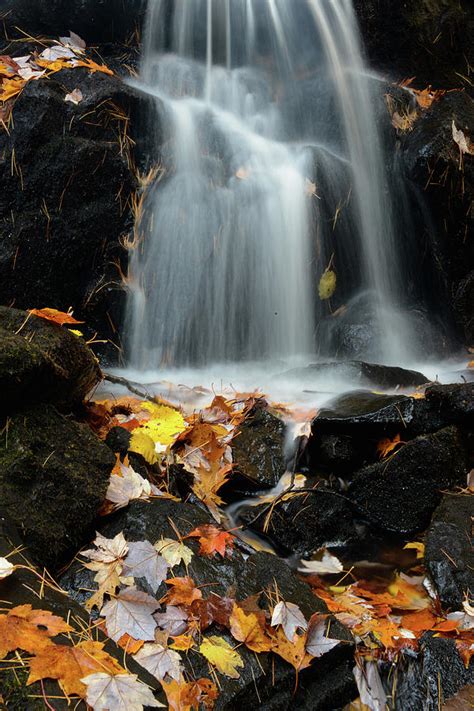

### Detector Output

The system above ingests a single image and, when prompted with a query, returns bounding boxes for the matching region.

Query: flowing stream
[126,0,414,369]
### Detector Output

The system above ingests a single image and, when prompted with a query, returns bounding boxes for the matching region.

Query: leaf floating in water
[298,549,343,575]
[318,269,336,300]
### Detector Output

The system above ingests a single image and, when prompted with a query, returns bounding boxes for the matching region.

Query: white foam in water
[125,0,422,371]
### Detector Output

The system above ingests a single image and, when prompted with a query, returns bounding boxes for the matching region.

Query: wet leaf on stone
[229,603,272,652]
[271,601,307,642]
[134,642,183,682]
[154,606,189,636]
[155,538,194,568]
[82,672,164,710]
[0,557,14,579]
[187,524,235,557]
[123,541,169,593]
[199,636,244,678]
[164,577,203,607]
[305,614,341,657]
[101,587,158,642]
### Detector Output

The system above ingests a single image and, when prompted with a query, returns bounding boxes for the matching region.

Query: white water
[127,0,414,369]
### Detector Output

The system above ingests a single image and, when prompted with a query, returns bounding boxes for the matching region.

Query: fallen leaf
[170,634,196,651]
[106,461,153,509]
[403,541,425,559]
[452,120,474,169]
[229,604,272,652]
[27,640,123,697]
[134,642,183,682]
[162,677,218,711]
[199,636,244,679]
[72,58,114,75]
[377,433,402,459]
[305,614,341,657]
[271,601,307,642]
[0,557,14,579]
[299,550,344,575]
[59,31,87,50]
[154,606,189,636]
[164,577,202,607]
[155,538,194,567]
[187,525,235,557]
[270,626,313,672]
[192,594,234,631]
[29,307,83,325]
[0,605,71,659]
[123,541,169,593]
[65,88,83,104]
[101,587,158,642]
[354,661,387,711]
[129,430,159,464]
[319,269,336,300]
[81,532,128,610]
[82,672,164,710]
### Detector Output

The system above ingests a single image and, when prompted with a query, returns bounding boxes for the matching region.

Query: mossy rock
[0,306,101,412]
[0,404,115,569]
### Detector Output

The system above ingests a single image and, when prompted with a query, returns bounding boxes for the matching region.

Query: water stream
[126,0,415,369]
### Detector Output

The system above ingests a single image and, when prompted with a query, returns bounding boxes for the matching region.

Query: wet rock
[425,494,474,611]
[231,404,286,488]
[240,489,357,557]
[384,634,474,709]
[425,382,474,423]
[354,0,474,86]
[401,91,474,346]
[317,391,415,426]
[0,306,101,411]
[1,0,147,45]
[0,404,114,569]
[0,68,150,360]
[283,360,428,391]
[0,507,162,710]
[105,425,132,455]
[349,426,469,534]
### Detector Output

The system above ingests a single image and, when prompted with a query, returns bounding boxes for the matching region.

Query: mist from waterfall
[127,0,414,369]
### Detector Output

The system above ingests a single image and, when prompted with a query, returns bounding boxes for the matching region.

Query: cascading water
[126,0,415,369]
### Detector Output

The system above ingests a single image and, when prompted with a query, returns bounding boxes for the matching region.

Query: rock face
[354,0,474,86]
[425,494,474,611]
[0,67,146,360]
[1,0,147,44]
[349,426,469,534]
[231,404,286,488]
[0,306,101,411]
[282,360,429,391]
[0,404,114,568]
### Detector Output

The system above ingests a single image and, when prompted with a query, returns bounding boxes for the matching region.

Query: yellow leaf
[319,270,336,300]
[129,430,158,465]
[0,77,25,101]
[138,403,186,445]
[73,59,114,76]
[199,636,244,679]
[403,542,425,559]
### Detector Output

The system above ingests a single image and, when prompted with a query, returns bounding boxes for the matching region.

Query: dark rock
[240,489,357,557]
[425,382,474,423]
[317,391,415,425]
[0,507,163,710]
[0,404,114,569]
[354,0,474,86]
[61,499,356,710]
[384,634,474,709]
[316,433,357,474]
[349,426,469,534]
[105,425,132,454]
[425,494,474,611]
[0,306,101,411]
[0,68,151,360]
[1,0,147,45]
[231,404,286,488]
[401,91,474,346]
[283,360,428,391]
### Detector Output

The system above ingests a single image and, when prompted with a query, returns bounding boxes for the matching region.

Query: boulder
[231,404,286,488]
[282,361,428,391]
[349,426,469,534]
[1,0,147,45]
[425,382,474,423]
[239,489,357,557]
[0,67,151,360]
[425,494,474,611]
[0,306,101,411]
[61,498,356,710]
[0,404,114,568]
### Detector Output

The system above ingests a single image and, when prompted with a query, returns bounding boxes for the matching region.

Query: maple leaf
[187,525,235,557]
[192,594,234,631]
[29,307,83,325]
[298,549,344,575]
[170,634,196,651]
[123,541,169,593]
[134,642,183,682]
[106,461,152,509]
[154,606,189,636]
[81,532,128,610]
[377,433,402,459]
[305,614,341,657]
[0,605,71,659]
[155,538,194,567]
[164,577,203,607]
[270,626,313,672]
[27,640,123,697]
[101,587,158,642]
[271,601,307,642]
[401,608,437,634]
[229,604,272,652]
[82,672,164,710]
[72,58,114,75]
[354,661,387,711]
[199,636,244,678]
[0,557,14,579]
[163,677,218,711]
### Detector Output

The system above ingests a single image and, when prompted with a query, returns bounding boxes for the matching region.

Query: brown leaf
[29,307,83,325]
[191,593,234,630]
[164,577,203,607]
[229,604,272,653]
[0,605,71,659]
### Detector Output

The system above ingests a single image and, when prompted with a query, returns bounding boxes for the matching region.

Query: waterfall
[126,0,414,369]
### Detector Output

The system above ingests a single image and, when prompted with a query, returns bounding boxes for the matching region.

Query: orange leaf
[29,307,83,326]
[162,677,218,710]
[187,525,235,557]
[74,58,114,76]
[455,636,474,668]
[0,77,25,101]
[170,634,196,651]
[229,604,272,653]
[355,617,401,648]
[164,577,203,607]
[377,433,402,459]
[0,605,71,659]
[401,608,437,633]
[270,627,313,671]
[27,640,124,697]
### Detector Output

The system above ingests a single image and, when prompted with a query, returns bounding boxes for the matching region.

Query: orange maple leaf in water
[29,307,83,326]
[187,525,235,557]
